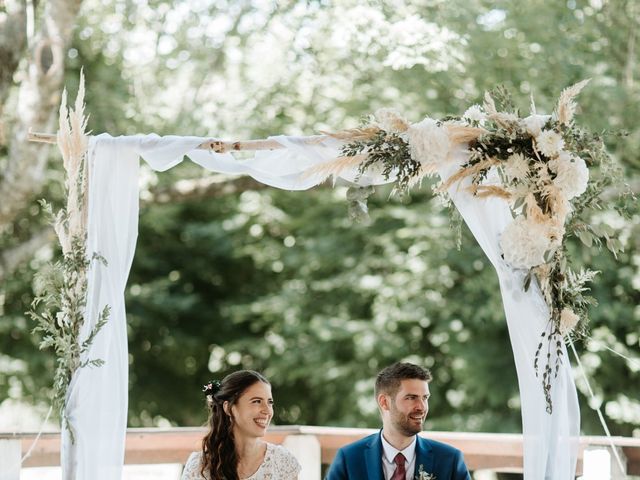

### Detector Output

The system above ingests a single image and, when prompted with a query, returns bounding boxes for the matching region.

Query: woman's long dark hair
[200,370,270,480]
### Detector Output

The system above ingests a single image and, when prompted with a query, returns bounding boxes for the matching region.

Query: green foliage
[125,185,520,432]
[27,199,109,440]
[343,130,420,196]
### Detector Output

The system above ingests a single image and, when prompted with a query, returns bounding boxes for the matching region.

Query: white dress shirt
[380,432,417,480]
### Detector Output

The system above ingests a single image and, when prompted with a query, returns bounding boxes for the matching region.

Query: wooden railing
[2,426,639,479]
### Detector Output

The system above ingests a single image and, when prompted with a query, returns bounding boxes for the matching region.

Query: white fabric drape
[62,135,143,479]
[438,146,580,479]
[65,132,579,479]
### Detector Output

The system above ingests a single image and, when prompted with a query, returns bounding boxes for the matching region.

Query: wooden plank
[3,427,638,474]
[14,433,60,468]
[123,429,203,464]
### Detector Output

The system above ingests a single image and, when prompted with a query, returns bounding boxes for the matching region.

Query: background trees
[1,0,638,437]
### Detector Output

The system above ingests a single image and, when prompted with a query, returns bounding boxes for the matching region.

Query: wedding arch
[28,74,626,479]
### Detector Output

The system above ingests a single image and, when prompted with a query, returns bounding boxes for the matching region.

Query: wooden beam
[27,131,329,153]
[5,427,640,474]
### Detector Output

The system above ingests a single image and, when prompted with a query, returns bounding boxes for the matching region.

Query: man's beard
[390,404,424,436]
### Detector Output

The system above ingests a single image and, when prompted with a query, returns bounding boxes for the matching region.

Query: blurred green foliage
[1,0,638,437]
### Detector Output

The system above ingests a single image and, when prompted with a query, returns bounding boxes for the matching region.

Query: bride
[181,370,301,480]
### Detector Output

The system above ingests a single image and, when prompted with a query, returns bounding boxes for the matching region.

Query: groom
[325,362,471,480]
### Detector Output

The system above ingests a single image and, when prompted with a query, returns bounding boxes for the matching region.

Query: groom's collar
[380,430,417,464]
[366,432,434,478]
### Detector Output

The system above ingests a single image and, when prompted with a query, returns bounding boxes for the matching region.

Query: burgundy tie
[391,452,406,480]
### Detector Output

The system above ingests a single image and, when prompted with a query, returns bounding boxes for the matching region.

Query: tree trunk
[0,0,84,228]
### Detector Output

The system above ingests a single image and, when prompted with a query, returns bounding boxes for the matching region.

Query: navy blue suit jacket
[325,432,471,480]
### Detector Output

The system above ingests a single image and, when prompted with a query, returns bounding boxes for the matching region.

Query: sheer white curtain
[64,132,579,479]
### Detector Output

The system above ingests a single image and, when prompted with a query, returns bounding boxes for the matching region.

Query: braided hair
[200,370,270,480]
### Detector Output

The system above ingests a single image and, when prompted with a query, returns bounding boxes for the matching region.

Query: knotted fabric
[391,452,406,480]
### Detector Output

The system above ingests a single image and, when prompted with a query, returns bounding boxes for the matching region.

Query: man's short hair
[375,362,432,397]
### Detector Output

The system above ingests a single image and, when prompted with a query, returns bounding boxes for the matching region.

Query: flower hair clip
[203,380,222,397]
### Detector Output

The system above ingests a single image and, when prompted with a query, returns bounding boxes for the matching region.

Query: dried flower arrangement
[309,81,630,412]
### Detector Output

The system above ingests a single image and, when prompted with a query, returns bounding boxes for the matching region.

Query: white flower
[500,216,555,269]
[406,118,450,166]
[535,130,565,158]
[521,114,550,137]
[503,153,530,182]
[416,464,436,480]
[559,308,580,335]
[463,104,486,124]
[374,108,409,133]
[548,153,589,200]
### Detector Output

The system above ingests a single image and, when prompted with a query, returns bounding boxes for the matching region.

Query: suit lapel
[414,435,434,478]
[364,432,384,480]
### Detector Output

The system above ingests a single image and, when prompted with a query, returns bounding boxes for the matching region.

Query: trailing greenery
[29,204,109,441]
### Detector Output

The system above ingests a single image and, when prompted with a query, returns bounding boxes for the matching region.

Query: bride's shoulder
[265,443,301,474]
[267,442,293,458]
[181,451,205,480]
[185,451,203,465]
